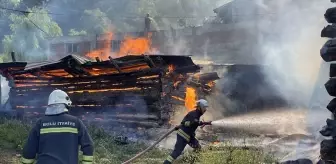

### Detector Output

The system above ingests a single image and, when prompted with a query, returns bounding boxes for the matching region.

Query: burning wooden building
[0,54,219,128]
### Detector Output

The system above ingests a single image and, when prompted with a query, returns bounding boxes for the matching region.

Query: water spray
[210,109,309,136]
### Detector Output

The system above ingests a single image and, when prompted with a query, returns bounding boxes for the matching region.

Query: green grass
[0,119,278,164]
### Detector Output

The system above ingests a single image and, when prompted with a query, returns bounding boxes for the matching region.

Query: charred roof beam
[143,54,156,68]
[108,56,122,73]
[65,59,92,77]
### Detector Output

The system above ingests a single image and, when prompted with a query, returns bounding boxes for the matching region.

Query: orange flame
[85,32,113,60]
[116,34,153,57]
[185,87,196,111]
[85,32,155,60]
[168,65,175,73]
[207,81,215,87]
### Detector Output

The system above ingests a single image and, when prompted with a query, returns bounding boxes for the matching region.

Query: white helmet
[196,99,209,109]
[48,89,72,106]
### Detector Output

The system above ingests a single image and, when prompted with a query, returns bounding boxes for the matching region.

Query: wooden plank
[12,68,164,81]
[13,75,160,86]
[13,83,161,93]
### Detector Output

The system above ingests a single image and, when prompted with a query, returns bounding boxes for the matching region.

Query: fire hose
[122,121,212,164]
[122,125,180,164]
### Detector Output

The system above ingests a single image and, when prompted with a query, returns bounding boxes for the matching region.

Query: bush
[0,119,31,150]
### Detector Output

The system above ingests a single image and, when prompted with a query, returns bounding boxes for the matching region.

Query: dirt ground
[0,148,19,164]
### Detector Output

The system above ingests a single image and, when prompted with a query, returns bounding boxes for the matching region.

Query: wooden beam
[108,56,122,73]
[143,54,156,68]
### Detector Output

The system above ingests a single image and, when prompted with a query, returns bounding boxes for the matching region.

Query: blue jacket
[177,109,203,142]
[21,113,94,164]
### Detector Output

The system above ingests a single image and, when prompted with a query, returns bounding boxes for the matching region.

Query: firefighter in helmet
[21,89,94,164]
[164,99,210,164]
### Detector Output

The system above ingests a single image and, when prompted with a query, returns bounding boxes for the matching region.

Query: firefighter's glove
[182,121,201,127]
[192,121,201,126]
[174,126,180,130]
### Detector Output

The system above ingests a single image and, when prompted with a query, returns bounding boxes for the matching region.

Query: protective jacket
[178,109,203,142]
[164,109,203,164]
[21,112,94,164]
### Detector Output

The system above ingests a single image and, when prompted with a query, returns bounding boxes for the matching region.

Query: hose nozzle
[203,121,212,125]
[199,121,212,127]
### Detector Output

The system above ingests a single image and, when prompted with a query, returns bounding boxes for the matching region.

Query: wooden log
[108,56,122,73]
[143,55,156,68]
[13,75,160,85]
[14,80,161,91]
[13,76,161,87]
[12,67,164,81]
[197,72,220,82]
[10,92,161,105]
[12,102,163,114]
[173,65,201,74]
[13,77,160,86]
[85,58,148,68]
[13,84,161,94]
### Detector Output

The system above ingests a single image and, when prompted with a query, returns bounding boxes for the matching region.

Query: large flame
[116,33,153,57]
[85,32,155,60]
[86,32,113,60]
[185,87,196,111]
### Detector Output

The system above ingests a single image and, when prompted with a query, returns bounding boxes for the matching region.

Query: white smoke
[260,0,329,107]
[257,0,331,162]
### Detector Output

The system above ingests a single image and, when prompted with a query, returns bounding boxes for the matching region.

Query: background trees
[0,0,219,61]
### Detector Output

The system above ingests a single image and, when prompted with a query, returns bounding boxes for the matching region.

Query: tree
[135,0,217,29]
[68,29,87,36]
[2,7,62,62]
[81,8,111,35]
[0,0,21,8]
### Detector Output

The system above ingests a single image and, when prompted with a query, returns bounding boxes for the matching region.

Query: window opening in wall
[111,40,121,52]
[67,43,79,53]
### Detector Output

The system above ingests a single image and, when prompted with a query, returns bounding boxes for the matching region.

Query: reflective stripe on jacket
[21,113,94,164]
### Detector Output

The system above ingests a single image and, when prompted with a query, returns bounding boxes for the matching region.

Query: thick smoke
[259,0,329,107]
[257,0,331,162]
[197,0,332,162]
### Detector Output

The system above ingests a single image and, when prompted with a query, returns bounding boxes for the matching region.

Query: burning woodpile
[0,54,219,128]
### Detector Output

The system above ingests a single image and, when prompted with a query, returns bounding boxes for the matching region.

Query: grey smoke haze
[256,0,331,162]
[46,0,225,33]
[260,0,329,107]
[44,0,227,56]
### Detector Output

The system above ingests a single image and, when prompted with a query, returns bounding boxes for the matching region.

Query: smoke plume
[244,0,331,162]
[259,0,329,107]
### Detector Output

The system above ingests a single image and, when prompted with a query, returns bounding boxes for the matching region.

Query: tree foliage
[81,8,110,34]
[2,7,62,62]
[68,29,87,36]
[0,0,21,7]
[0,0,220,62]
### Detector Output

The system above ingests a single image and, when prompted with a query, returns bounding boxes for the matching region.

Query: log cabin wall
[0,55,219,128]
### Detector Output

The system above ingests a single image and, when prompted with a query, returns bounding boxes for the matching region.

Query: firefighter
[20,89,94,164]
[164,99,209,164]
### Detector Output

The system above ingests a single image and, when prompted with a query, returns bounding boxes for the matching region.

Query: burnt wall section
[199,64,288,116]
[0,54,219,128]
